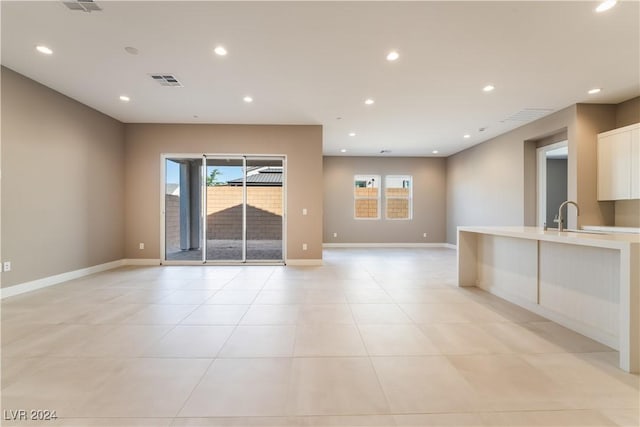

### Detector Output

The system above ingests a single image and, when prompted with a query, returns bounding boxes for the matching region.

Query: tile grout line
[344,267,397,422]
[171,265,279,419]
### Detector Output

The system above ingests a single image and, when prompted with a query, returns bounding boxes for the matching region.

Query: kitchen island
[457,226,639,373]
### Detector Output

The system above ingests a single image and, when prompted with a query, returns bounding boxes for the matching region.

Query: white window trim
[384,175,413,220]
[353,174,381,220]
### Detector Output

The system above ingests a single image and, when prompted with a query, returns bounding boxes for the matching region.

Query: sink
[545,228,608,235]
[563,229,609,235]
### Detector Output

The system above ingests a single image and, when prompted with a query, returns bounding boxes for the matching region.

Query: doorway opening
[162,155,285,264]
[537,141,568,228]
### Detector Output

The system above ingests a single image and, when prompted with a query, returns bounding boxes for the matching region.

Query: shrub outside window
[385,175,412,220]
[354,175,380,219]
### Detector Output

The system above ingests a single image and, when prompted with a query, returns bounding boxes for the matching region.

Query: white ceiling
[2,1,639,156]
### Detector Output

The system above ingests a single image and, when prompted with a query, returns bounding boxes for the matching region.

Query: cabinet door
[631,127,640,199]
[598,132,631,200]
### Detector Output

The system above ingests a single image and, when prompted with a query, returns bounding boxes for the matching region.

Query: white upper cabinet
[597,123,640,201]
[630,126,640,199]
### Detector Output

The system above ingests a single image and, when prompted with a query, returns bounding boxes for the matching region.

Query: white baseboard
[0,259,125,299]
[0,256,325,299]
[286,259,323,266]
[323,243,455,249]
[443,243,457,250]
[0,258,164,299]
[124,258,161,266]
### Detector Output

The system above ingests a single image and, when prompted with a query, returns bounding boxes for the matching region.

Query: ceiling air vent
[62,0,102,13]
[501,108,554,123]
[149,74,183,87]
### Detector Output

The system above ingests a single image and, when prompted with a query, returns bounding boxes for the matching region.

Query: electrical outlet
[333,232,338,238]
[423,233,427,238]
[3,261,11,272]
[139,243,145,250]
[302,243,308,251]
[302,208,308,216]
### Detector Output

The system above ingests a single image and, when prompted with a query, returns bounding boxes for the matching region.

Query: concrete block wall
[354,187,380,218]
[355,199,379,218]
[385,188,410,219]
[385,188,410,197]
[355,187,379,197]
[386,199,409,219]
[165,194,181,252]
[206,186,283,240]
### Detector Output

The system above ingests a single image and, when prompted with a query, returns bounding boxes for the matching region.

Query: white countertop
[458,226,640,250]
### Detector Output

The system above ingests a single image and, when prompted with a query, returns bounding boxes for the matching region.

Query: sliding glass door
[245,157,284,261]
[163,154,284,263]
[205,157,245,261]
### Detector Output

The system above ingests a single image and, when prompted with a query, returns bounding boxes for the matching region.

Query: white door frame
[537,140,568,227]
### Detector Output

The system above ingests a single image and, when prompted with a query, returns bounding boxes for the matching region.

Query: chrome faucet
[555,200,580,232]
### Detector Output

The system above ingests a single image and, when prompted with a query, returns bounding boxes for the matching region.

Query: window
[354,175,380,219]
[385,175,412,220]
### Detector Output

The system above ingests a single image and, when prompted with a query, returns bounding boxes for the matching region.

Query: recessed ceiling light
[214,46,227,56]
[349,132,356,137]
[36,45,53,55]
[482,85,495,92]
[595,0,617,12]
[588,88,602,95]
[364,98,375,105]
[119,95,130,102]
[432,150,439,154]
[243,96,253,103]
[340,149,347,153]
[463,134,471,139]
[386,51,399,61]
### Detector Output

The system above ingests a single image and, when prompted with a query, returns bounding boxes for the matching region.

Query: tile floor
[1,248,638,426]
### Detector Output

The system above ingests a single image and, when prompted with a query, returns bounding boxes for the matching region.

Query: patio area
[166,239,283,262]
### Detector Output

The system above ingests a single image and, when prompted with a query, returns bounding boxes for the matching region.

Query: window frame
[353,174,381,220]
[384,175,413,220]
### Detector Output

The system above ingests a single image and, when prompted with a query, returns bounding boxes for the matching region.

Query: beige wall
[615,200,640,227]
[535,130,568,148]
[1,67,125,287]
[446,102,634,244]
[616,96,640,127]
[2,64,636,284]
[323,156,446,243]
[613,96,640,225]
[574,103,616,226]
[446,106,578,244]
[124,124,322,261]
